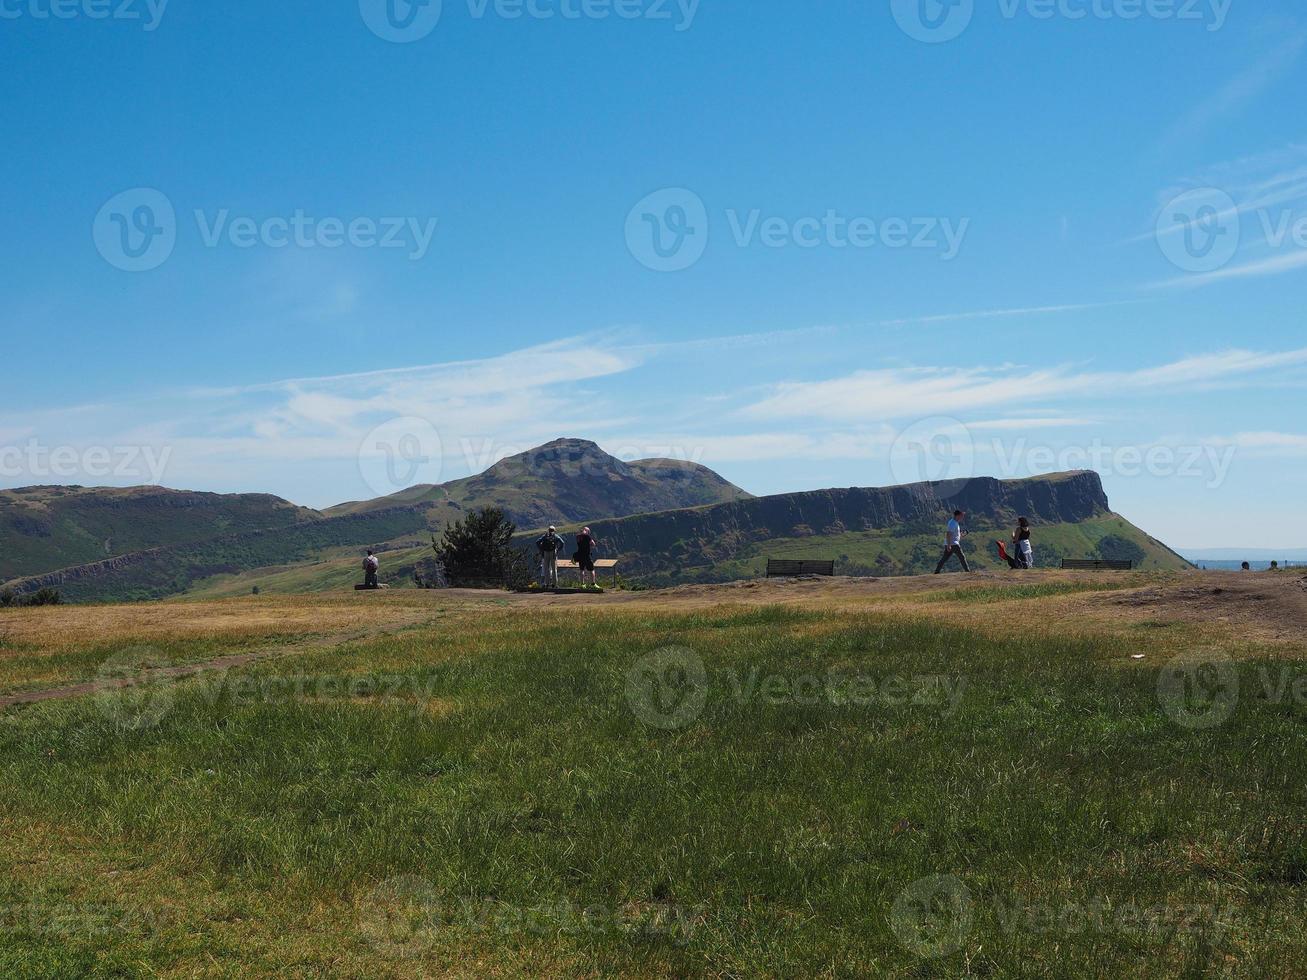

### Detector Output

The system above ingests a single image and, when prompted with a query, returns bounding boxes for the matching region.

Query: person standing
[934,510,971,574]
[537,525,564,588]
[997,518,1034,569]
[363,550,380,588]
[575,526,599,590]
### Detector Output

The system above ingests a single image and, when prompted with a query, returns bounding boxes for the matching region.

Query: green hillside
[625,514,1185,587]
[547,471,1190,585]
[2,439,753,603]
[0,486,318,581]
[182,472,1188,597]
[2,508,430,604]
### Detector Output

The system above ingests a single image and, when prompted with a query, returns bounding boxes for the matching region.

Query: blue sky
[1,0,1304,550]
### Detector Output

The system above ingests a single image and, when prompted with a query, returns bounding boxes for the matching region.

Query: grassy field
[2,572,1306,976]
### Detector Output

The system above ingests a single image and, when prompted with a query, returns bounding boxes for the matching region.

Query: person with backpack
[574,526,599,590]
[934,510,971,574]
[537,525,565,588]
[362,550,380,588]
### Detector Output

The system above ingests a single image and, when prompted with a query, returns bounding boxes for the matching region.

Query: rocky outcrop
[576,472,1111,575]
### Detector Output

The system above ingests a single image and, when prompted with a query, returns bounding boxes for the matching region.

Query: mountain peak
[486,438,626,480]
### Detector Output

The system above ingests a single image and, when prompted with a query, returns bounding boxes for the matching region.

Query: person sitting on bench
[363,550,380,588]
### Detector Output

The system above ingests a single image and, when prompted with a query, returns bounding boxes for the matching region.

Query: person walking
[363,550,380,588]
[996,517,1034,569]
[575,526,599,590]
[537,525,565,589]
[934,510,971,574]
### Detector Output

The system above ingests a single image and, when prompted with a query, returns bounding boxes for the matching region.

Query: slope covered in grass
[1,587,1305,975]
[0,486,318,581]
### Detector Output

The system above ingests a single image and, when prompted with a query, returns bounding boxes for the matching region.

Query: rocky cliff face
[578,472,1111,574]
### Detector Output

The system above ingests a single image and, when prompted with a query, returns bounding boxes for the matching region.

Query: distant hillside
[1,506,429,603]
[180,470,1189,599]
[555,471,1190,584]
[325,438,752,529]
[0,486,318,581]
[0,439,752,602]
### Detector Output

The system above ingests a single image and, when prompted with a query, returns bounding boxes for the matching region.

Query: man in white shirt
[934,510,971,574]
[363,550,380,588]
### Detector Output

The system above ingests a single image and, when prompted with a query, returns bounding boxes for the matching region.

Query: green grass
[2,600,1306,975]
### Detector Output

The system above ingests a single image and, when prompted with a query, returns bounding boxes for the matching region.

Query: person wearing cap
[934,510,971,574]
[575,526,599,589]
[536,525,565,588]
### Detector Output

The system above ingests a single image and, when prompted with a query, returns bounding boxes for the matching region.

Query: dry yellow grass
[3,568,1304,703]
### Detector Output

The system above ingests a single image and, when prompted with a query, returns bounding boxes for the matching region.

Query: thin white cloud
[1151,32,1307,159]
[742,347,1307,423]
[1152,248,1307,288]
[876,301,1139,328]
[1208,431,1307,455]
[967,417,1097,431]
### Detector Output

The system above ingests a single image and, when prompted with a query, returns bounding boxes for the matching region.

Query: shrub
[434,509,530,589]
[0,588,62,608]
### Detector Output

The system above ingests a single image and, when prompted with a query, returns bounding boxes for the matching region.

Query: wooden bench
[766,559,836,578]
[1061,559,1133,571]
[553,559,619,582]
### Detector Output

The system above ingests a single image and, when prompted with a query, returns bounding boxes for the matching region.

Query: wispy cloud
[1207,431,1307,456]
[1151,247,1307,288]
[1150,32,1307,160]
[5,333,1305,507]
[875,301,1139,328]
[742,347,1307,423]
[1139,142,1307,288]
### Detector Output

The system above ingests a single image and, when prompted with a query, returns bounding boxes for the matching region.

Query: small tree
[435,507,531,589]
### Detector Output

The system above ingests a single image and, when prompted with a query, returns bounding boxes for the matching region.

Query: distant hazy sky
[2,0,1305,549]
